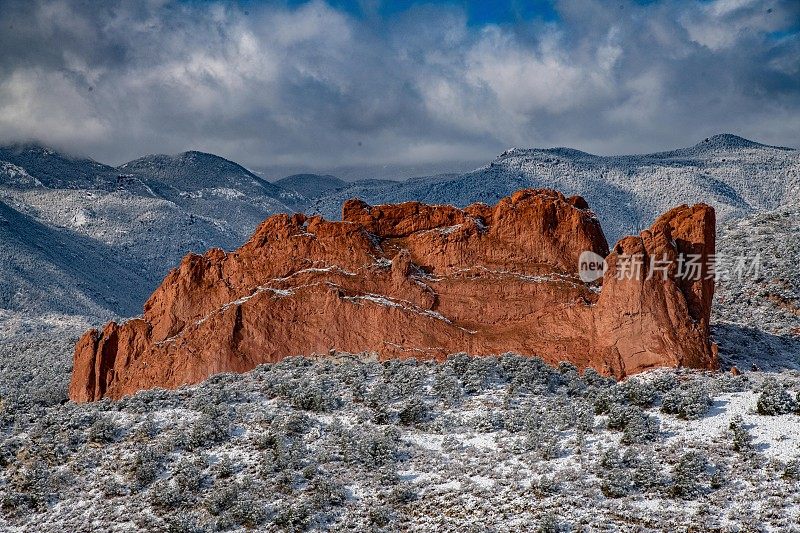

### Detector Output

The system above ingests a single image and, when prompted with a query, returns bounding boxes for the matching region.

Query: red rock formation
[69,189,717,402]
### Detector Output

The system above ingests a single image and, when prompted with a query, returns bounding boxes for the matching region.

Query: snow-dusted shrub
[188,412,231,450]
[379,359,424,400]
[536,512,562,533]
[729,415,752,453]
[473,410,506,433]
[756,378,797,415]
[783,459,800,481]
[592,388,622,415]
[633,456,664,492]
[502,354,560,394]
[670,451,708,498]
[620,378,658,407]
[173,458,206,494]
[558,361,587,396]
[432,368,463,405]
[204,480,239,516]
[621,410,660,444]
[212,456,237,480]
[462,356,503,394]
[366,381,394,410]
[354,426,400,467]
[164,513,206,533]
[398,397,429,426]
[131,417,159,442]
[582,367,615,389]
[594,378,658,418]
[387,483,417,504]
[131,447,164,490]
[310,477,346,508]
[286,380,342,412]
[149,479,185,510]
[524,428,561,460]
[713,373,749,393]
[532,475,560,497]
[272,503,310,530]
[661,385,713,419]
[601,469,631,498]
[606,405,639,431]
[227,497,269,529]
[87,414,117,443]
[368,506,392,527]
[2,458,52,514]
[650,372,678,392]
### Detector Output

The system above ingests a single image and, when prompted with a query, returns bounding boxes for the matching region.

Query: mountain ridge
[1,133,797,321]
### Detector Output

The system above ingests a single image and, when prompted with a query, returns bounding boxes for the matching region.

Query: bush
[87,414,117,443]
[355,427,400,466]
[670,451,708,498]
[204,482,239,516]
[432,369,463,405]
[173,458,205,494]
[617,378,657,408]
[621,411,660,444]
[730,415,752,453]
[601,469,631,498]
[582,367,615,389]
[273,503,310,530]
[310,478,347,508]
[188,413,230,450]
[783,459,800,480]
[213,456,237,480]
[131,448,163,489]
[661,385,713,420]
[149,479,185,509]
[524,428,561,460]
[398,398,429,426]
[503,355,560,394]
[537,512,562,533]
[368,506,392,527]
[756,378,797,415]
[606,405,639,431]
[285,379,341,412]
[462,356,503,394]
[633,457,664,492]
[228,499,268,529]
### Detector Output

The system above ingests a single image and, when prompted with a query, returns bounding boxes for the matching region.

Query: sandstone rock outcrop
[69,189,717,402]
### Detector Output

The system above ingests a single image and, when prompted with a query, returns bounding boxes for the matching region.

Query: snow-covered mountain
[0,143,152,195]
[0,147,303,320]
[0,199,152,318]
[312,134,799,243]
[120,151,297,203]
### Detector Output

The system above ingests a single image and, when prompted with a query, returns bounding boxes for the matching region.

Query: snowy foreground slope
[1,347,800,532]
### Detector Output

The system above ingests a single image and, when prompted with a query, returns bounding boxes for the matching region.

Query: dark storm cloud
[0,0,797,169]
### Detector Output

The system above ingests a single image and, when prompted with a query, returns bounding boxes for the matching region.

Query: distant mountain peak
[693,133,793,151]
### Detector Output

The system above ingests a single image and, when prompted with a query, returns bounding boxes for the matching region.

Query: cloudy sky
[0,0,798,172]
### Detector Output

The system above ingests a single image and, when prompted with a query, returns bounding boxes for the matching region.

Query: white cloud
[0,0,797,168]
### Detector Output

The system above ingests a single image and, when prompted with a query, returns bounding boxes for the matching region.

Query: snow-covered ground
[1,349,800,532]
